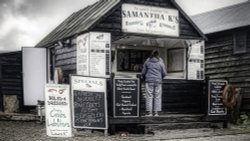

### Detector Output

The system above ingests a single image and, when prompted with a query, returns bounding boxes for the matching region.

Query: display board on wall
[45,84,72,137]
[208,80,228,115]
[187,40,205,80]
[71,75,108,129]
[113,78,139,118]
[76,33,90,76]
[77,32,111,78]
[122,4,179,37]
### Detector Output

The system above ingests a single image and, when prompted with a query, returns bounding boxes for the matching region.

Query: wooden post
[136,74,142,117]
[223,121,228,128]
[104,129,108,137]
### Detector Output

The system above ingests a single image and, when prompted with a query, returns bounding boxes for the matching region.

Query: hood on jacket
[148,57,160,63]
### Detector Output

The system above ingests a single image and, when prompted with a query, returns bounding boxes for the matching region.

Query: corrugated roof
[36,0,121,47]
[191,1,250,34]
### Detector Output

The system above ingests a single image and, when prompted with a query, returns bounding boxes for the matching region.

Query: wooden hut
[1,0,210,128]
[192,1,250,111]
[0,51,22,112]
[35,0,207,117]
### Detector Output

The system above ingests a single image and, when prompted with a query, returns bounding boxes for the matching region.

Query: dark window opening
[117,49,151,72]
[167,48,184,73]
[234,31,247,54]
[49,48,56,81]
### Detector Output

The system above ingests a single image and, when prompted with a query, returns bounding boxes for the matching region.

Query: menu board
[45,84,72,137]
[187,40,205,80]
[113,78,139,118]
[71,75,108,129]
[76,32,111,78]
[89,32,111,77]
[77,33,89,76]
[208,80,228,115]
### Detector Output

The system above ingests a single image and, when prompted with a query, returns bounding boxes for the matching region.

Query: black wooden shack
[0,51,22,112]
[35,0,207,116]
[192,1,250,111]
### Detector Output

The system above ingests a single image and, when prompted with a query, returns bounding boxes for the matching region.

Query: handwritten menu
[73,90,105,128]
[71,75,108,129]
[208,80,228,115]
[45,84,72,137]
[113,78,139,117]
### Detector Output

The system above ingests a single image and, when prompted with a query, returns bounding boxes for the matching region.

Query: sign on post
[71,75,108,129]
[45,84,72,137]
[208,80,228,115]
[113,78,140,118]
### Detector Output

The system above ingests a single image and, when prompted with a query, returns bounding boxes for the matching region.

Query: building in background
[192,1,250,111]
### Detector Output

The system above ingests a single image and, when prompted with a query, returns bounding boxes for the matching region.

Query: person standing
[141,50,167,116]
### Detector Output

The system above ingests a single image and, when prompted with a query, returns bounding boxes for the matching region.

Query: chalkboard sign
[113,78,139,118]
[208,80,228,115]
[71,75,108,129]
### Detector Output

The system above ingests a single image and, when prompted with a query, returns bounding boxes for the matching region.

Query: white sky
[0,0,248,51]
[175,0,248,15]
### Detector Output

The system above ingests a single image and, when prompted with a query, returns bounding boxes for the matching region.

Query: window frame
[233,30,247,54]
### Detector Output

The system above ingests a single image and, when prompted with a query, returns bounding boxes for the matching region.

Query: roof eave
[171,0,208,41]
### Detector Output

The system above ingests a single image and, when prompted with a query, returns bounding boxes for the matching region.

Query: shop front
[32,0,207,131]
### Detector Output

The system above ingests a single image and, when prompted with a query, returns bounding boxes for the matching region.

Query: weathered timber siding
[92,0,201,40]
[140,79,204,114]
[54,41,77,83]
[205,28,250,110]
[0,52,23,111]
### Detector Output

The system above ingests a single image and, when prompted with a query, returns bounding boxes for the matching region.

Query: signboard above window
[122,4,179,37]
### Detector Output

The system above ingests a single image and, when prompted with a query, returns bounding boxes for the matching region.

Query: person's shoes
[145,112,153,117]
[154,112,159,117]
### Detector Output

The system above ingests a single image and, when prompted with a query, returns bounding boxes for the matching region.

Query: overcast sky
[0,0,248,52]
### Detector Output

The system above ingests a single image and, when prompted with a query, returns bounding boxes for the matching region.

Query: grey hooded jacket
[141,57,167,83]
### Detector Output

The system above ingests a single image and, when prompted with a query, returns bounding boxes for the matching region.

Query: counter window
[117,49,151,72]
[167,48,184,73]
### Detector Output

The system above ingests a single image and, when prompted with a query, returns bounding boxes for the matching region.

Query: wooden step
[109,114,204,124]
[140,122,211,133]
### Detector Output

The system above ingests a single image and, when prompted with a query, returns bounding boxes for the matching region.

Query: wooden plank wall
[92,0,201,40]
[0,52,23,111]
[140,79,204,114]
[205,28,250,110]
[54,42,77,83]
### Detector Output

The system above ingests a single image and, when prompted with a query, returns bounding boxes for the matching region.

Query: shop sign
[45,84,72,137]
[77,32,111,78]
[71,75,108,130]
[122,4,179,37]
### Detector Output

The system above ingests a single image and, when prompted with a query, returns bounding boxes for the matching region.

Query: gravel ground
[0,121,250,141]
